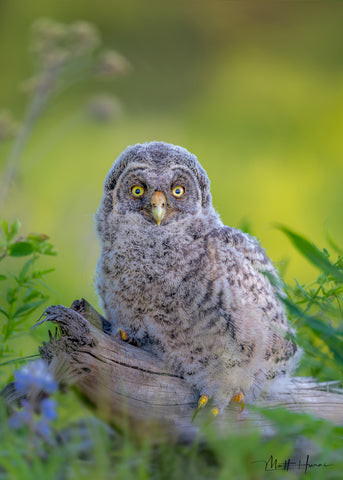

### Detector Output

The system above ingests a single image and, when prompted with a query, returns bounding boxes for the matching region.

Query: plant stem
[0,78,52,208]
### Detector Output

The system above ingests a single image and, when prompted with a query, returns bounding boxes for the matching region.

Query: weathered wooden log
[37,299,199,442]
[3,299,343,443]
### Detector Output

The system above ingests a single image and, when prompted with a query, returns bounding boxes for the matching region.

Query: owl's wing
[207,225,297,375]
[216,226,284,292]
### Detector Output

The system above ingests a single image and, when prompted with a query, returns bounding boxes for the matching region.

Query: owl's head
[97,142,213,229]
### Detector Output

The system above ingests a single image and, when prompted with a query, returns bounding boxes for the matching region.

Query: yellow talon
[198,394,209,409]
[230,391,245,411]
[231,392,244,403]
[192,394,209,421]
[211,407,219,416]
[118,328,129,341]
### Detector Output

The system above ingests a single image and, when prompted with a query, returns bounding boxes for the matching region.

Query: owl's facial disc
[150,191,166,226]
[112,164,201,225]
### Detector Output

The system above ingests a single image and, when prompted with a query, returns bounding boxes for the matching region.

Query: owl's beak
[151,191,166,226]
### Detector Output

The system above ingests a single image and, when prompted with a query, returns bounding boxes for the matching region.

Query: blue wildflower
[15,359,57,395]
[9,360,58,441]
[8,402,32,430]
[41,398,57,421]
[35,419,52,439]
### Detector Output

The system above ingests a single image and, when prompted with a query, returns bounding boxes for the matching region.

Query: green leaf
[281,295,310,320]
[22,288,41,303]
[0,306,9,318]
[306,316,343,339]
[19,257,35,281]
[40,243,57,256]
[13,299,47,318]
[305,316,343,366]
[27,232,49,242]
[32,268,55,279]
[294,279,312,300]
[8,241,34,257]
[8,218,21,242]
[282,294,343,371]
[0,218,9,240]
[0,354,40,367]
[44,249,57,256]
[0,274,6,281]
[276,224,343,282]
[6,286,17,304]
[326,229,343,255]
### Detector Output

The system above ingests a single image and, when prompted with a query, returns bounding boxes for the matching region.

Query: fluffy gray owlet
[95,141,297,413]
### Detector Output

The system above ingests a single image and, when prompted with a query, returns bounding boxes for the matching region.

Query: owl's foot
[117,328,129,341]
[192,394,209,421]
[211,407,219,416]
[198,394,209,409]
[116,328,139,346]
[230,391,245,411]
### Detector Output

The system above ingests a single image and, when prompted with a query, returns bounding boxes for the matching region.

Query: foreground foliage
[0,218,56,374]
[278,225,343,382]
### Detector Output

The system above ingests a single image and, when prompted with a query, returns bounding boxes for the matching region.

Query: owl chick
[95,142,298,414]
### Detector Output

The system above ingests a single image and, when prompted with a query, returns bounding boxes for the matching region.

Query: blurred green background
[1,0,343,312]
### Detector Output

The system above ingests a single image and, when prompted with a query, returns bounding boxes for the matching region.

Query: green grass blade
[276,224,343,282]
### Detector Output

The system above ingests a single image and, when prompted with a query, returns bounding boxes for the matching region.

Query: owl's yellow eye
[172,186,185,198]
[131,185,145,198]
